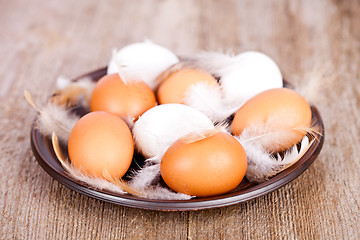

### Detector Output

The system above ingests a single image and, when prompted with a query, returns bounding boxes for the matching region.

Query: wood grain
[1,0,360,239]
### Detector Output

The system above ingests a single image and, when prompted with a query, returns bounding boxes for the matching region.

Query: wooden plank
[1,0,360,239]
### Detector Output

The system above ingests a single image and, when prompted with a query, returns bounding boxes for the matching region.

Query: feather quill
[128,154,193,200]
[51,132,141,196]
[53,130,191,200]
[236,132,315,183]
[129,160,162,190]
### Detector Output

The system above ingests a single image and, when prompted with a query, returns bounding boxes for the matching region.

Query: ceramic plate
[30,67,325,211]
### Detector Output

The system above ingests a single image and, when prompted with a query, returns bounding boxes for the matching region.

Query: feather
[25,90,80,143]
[38,102,80,143]
[154,52,235,88]
[51,132,141,196]
[128,150,165,190]
[24,90,41,112]
[154,53,244,122]
[129,162,162,190]
[128,154,193,200]
[52,129,191,200]
[233,107,319,153]
[236,133,314,183]
[128,163,193,200]
[52,77,96,109]
[179,51,236,77]
[294,63,337,105]
[180,124,228,144]
[184,82,240,122]
[142,184,192,200]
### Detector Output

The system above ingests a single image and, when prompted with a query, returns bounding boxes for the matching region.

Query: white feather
[33,78,96,143]
[129,154,193,200]
[233,107,314,153]
[129,162,162,190]
[142,185,192,200]
[180,51,236,76]
[37,102,80,143]
[184,82,239,122]
[58,158,126,194]
[55,139,192,199]
[237,134,312,183]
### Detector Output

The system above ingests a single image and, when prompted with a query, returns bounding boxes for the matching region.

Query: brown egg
[157,68,218,104]
[160,131,247,197]
[68,111,134,180]
[232,88,312,152]
[90,73,156,120]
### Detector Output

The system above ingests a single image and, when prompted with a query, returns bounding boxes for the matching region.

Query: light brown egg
[157,68,218,104]
[160,131,247,197]
[90,73,156,120]
[232,88,312,152]
[68,111,134,180]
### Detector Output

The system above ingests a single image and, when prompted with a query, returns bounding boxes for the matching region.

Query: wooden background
[1,0,360,239]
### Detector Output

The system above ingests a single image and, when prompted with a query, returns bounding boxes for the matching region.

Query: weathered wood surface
[1,0,360,239]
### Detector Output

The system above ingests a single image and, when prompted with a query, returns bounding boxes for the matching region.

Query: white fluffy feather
[54,134,192,200]
[180,51,236,76]
[142,185,192,200]
[32,78,96,143]
[60,158,191,199]
[129,162,162,190]
[237,134,312,183]
[184,82,240,122]
[58,157,126,194]
[37,102,80,143]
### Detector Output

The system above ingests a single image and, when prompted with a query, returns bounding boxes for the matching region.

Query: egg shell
[90,73,156,120]
[160,132,247,197]
[107,41,179,90]
[232,88,312,152]
[132,103,214,159]
[157,68,218,104]
[68,111,134,180]
[220,51,283,105]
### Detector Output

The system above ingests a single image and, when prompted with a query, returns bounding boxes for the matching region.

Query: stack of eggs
[67,41,312,197]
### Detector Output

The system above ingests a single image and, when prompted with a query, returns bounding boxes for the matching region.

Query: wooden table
[1,0,359,239]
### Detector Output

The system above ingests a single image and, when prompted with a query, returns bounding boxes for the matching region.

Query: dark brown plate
[30,67,325,211]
